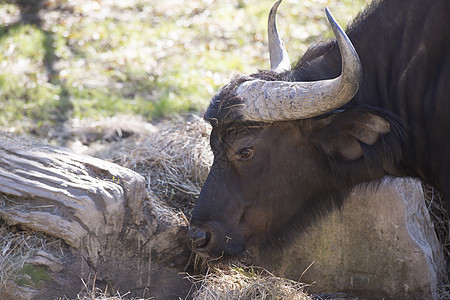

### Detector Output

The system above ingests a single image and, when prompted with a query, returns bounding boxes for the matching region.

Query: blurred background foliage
[0,0,369,137]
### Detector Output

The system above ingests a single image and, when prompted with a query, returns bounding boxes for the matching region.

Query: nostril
[187,228,210,250]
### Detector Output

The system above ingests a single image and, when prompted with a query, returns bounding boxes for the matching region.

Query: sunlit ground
[0,0,370,136]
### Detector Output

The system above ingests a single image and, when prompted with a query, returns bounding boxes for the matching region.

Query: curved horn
[236,8,362,122]
[268,0,290,72]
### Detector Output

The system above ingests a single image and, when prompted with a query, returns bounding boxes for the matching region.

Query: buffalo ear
[310,109,391,161]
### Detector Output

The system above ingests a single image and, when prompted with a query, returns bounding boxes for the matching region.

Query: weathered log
[0,135,192,299]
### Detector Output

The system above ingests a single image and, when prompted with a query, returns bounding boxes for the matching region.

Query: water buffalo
[186,0,450,259]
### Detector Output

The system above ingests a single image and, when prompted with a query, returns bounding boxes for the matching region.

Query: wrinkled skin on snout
[186,108,402,259]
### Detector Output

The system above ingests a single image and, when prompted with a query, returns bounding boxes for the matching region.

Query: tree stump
[0,135,192,299]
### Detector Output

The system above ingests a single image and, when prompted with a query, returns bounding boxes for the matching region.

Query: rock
[258,177,446,300]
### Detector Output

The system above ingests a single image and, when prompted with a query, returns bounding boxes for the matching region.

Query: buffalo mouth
[186,227,211,254]
[185,222,246,259]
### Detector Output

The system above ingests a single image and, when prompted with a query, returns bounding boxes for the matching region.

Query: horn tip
[325,7,334,24]
[271,0,283,13]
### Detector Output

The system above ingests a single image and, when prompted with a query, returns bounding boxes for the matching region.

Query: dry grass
[422,183,450,298]
[0,221,31,290]
[423,183,450,265]
[120,116,212,218]
[437,285,450,300]
[73,274,151,300]
[0,216,58,290]
[189,265,312,300]
[437,284,450,300]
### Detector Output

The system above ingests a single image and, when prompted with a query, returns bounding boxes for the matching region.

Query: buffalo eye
[237,147,254,161]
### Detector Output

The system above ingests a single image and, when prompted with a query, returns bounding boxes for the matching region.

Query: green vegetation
[0,0,369,135]
[15,263,51,287]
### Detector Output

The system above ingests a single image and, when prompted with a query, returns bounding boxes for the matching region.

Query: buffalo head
[186,1,404,259]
